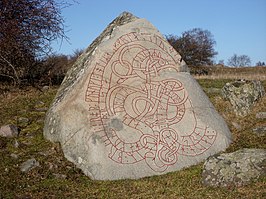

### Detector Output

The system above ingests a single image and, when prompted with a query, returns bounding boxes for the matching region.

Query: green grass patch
[0,82,265,199]
[197,78,233,89]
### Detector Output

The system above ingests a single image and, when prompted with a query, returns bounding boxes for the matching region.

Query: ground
[0,77,265,198]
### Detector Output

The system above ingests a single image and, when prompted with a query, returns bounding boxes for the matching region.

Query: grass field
[192,66,266,80]
[0,78,265,198]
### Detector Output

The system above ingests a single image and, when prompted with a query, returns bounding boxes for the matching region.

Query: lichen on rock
[202,148,266,187]
[221,80,265,117]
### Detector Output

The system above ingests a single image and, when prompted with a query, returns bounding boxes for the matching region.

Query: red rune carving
[85,32,217,172]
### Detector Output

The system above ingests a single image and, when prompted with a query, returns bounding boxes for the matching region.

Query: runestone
[86,32,217,172]
[44,12,232,180]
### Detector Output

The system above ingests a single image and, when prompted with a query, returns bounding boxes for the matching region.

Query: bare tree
[166,28,218,66]
[227,54,251,67]
[0,0,71,85]
[33,48,83,86]
[256,61,265,66]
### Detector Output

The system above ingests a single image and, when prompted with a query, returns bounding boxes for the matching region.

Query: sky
[52,0,266,65]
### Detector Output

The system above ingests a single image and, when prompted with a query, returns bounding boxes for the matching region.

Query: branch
[0,73,16,86]
[0,53,20,85]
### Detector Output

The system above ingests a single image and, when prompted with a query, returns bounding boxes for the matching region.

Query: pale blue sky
[53,0,266,65]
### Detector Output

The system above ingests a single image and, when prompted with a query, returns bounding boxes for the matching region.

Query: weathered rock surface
[221,80,265,117]
[202,148,266,187]
[20,158,40,172]
[0,124,19,138]
[44,12,232,180]
[256,112,266,119]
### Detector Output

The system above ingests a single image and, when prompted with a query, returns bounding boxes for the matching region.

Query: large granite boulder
[221,80,265,117]
[202,148,266,187]
[44,12,232,180]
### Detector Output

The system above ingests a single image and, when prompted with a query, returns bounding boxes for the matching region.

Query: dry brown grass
[192,66,266,80]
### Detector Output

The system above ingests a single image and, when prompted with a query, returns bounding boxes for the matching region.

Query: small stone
[20,158,40,172]
[0,124,19,138]
[202,148,266,187]
[10,153,18,159]
[42,86,50,92]
[232,122,241,130]
[14,139,19,148]
[78,157,83,164]
[256,112,266,119]
[252,126,266,136]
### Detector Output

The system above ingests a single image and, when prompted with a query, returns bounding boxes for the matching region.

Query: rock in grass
[256,112,266,119]
[44,12,232,180]
[252,126,266,136]
[0,124,19,138]
[14,139,19,148]
[221,80,265,117]
[42,86,50,92]
[10,153,18,159]
[202,148,266,187]
[231,122,241,130]
[20,158,40,172]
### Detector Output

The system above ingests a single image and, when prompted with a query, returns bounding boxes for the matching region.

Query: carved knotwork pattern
[85,32,217,172]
